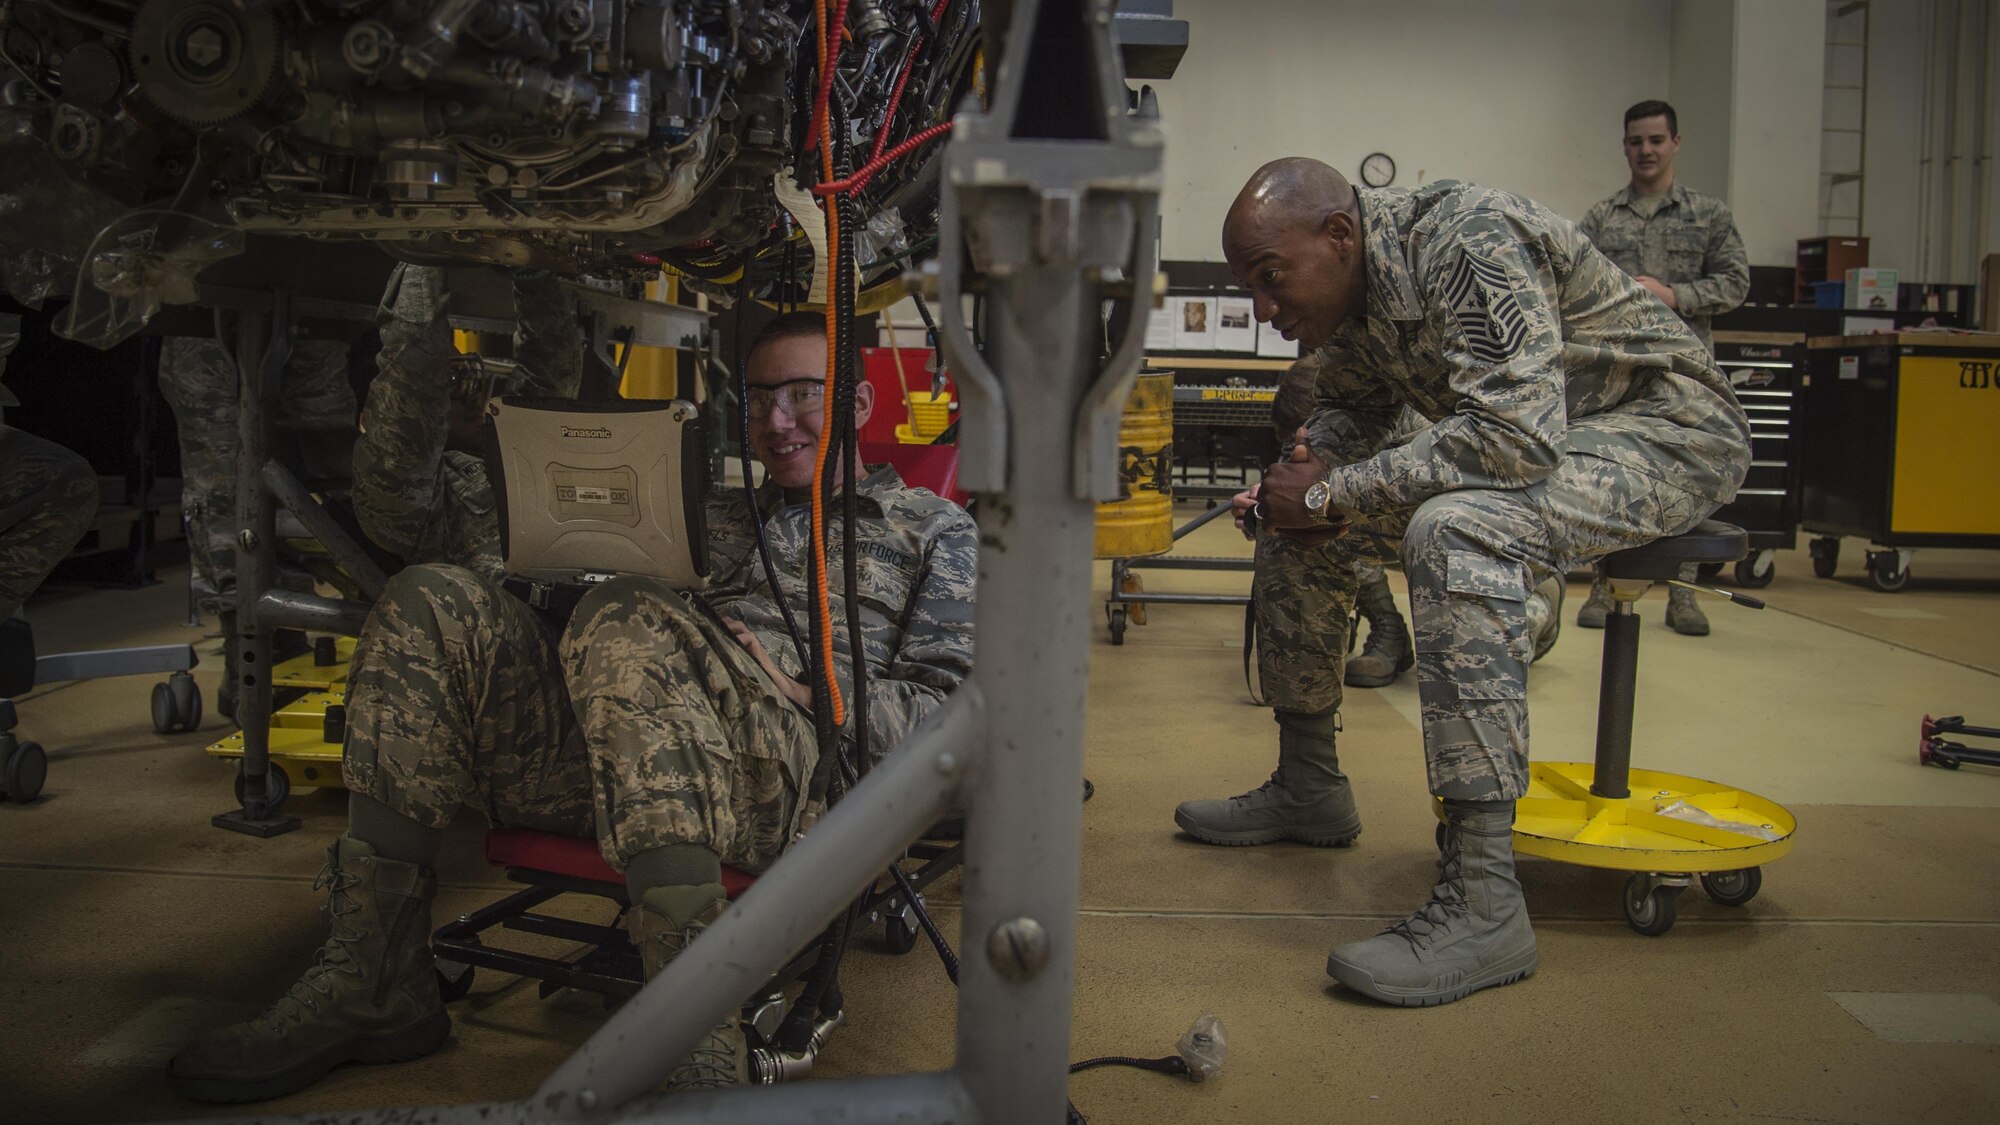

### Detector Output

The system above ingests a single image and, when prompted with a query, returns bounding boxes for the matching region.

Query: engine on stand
[0,0,980,320]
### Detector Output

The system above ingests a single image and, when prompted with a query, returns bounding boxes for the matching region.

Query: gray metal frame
[158,0,1158,1120]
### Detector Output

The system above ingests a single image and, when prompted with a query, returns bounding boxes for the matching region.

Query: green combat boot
[1665,583,1710,636]
[1325,799,1537,1006]
[1575,575,1613,629]
[627,884,750,1089]
[1343,575,1413,688]
[169,838,448,1102]
[1173,710,1362,847]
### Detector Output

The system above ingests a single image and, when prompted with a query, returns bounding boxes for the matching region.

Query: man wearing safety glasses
[170,310,976,1103]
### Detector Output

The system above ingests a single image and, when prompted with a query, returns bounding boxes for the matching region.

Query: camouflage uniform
[1258,402,1422,711]
[1273,181,1750,801]
[564,466,978,873]
[1578,182,1749,355]
[157,336,355,615]
[344,467,974,877]
[2,314,100,618]
[351,266,584,580]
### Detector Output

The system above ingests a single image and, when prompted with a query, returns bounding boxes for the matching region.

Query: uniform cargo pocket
[1444,549,1529,603]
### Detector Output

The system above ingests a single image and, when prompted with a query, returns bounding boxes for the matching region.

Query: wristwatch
[1303,477,1334,521]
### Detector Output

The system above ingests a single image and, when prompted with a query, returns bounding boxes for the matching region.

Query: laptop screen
[485,396,709,590]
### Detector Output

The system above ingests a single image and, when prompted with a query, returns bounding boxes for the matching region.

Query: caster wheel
[1700,867,1763,907]
[233,761,291,811]
[1734,554,1775,589]
[1107,606,1127,645]
[1696,561,1724,582]
[434,959,475,1002]
[1623,874,1682,936]
[5,738,47,803]
[1866,552,1909,593]
[1810,537,1839,579]
[884,913,918,955]
[151,671,202,733]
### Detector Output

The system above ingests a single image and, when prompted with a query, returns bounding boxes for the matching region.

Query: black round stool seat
[1600,520,1748,582]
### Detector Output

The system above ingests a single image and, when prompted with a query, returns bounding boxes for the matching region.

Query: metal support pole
[260,461,392,601]
[1591,599,1641,800]
[213,292,301,837]
[531,696,981,1113]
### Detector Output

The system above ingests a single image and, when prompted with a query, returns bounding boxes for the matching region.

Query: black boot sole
[1173,808,1361,848]
[170,1009,451,1104]
[1326,945,1539,1007]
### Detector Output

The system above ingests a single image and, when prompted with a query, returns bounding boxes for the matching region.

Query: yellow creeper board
[205,688,348,790]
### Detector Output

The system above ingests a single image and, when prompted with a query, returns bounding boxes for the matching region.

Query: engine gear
[130,0,279,128]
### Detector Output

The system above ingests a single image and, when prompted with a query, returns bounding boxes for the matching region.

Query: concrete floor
[4,519,1998,1124]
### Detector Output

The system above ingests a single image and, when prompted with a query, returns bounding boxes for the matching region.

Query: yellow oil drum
[1094,371,1175,559]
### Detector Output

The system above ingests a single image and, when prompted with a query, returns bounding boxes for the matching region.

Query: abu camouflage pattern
[352,265,508,580]
[341,563,595,838]
[341,467,974,876]
[0,424,99,619]
[158,335,354,613]
[560,575,819,873]
[1579,182,1750,353]
[1309,180,1749,520]
[1262,180,1749,800]
[716,465,978,766]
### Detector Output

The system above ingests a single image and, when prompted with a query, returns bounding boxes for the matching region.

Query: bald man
[1181,159,1749,1007]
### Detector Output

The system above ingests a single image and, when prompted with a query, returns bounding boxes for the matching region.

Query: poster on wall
[1176,294,1217,351]
[1214,296,1256,352]
[1256,319,1299,359]
[1145,302,1178,351]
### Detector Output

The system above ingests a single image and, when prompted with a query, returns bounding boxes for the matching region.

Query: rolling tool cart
[1799,332,2000,591]
[1441,521,1797,935]
[1708,332,1806,588]
[1101,363,1280,644]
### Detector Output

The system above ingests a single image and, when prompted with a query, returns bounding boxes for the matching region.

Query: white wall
[1727,0,1825,265]
[1670,0,1737,207]
[1852,0,2000,285]
[1151,0,1674,262]
[1858,5,1927,275]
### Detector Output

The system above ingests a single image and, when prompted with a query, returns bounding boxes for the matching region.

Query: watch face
[1304,480,1330,514]
[1360,152,1395,188]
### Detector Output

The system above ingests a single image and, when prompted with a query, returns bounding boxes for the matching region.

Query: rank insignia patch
[1441,252,1528,365]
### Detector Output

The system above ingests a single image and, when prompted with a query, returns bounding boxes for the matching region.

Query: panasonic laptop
[485,397,709,610]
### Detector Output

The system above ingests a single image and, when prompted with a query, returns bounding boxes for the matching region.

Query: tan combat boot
[627,883,749,1089]
[169,837,448,1102]
[1173,710,1362,847]
[1325,799,1538,1006]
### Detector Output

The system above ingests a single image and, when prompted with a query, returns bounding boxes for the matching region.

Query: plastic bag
[54,208,244,349]
[1654,799,1781,842]
[1176,1011,1227,1083]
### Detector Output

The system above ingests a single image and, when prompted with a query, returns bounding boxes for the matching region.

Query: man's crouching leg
[171,565,582,1102]
[1176,529,1364,846]
[562,578,815,1090]
[1326,496,1539,1007]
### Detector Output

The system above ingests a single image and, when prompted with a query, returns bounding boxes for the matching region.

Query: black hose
[1070,1055,1189,1077]
[733,266,807,669]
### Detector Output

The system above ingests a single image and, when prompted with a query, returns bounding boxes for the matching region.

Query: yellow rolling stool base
[1434,765,1795,935]
[1454,519,1795,935]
